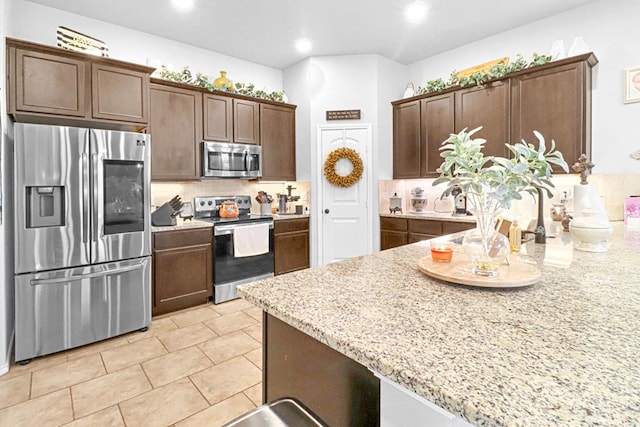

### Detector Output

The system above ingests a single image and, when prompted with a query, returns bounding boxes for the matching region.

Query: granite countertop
[381,211,476,223]
[151,214,309,232]
[238,222,640,426]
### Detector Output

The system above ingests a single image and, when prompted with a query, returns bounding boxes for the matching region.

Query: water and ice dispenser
[25,186,64,228]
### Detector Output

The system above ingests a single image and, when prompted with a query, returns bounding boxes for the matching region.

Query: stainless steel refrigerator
[14,123,152,363]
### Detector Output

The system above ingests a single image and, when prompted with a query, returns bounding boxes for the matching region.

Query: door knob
[324,209,330,214]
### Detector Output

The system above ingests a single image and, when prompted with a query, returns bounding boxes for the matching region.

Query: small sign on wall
[326,110,361,120]
[57,26,109,57]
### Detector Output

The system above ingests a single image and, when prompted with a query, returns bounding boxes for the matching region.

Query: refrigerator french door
[14,123,152,363]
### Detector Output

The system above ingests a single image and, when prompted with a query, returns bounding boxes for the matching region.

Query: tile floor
[0,298,264,426]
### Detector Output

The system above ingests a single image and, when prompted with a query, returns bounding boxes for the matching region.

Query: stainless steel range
[194,195,274,304]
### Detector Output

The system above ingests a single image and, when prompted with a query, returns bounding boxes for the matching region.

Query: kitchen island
[238,222,640,426]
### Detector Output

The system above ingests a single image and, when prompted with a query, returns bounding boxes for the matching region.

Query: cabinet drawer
[275,218,309,234]
[153,228,212,250]
[408,233,437,244]
[442,221,475,234]
[380,217,407,232]
[408,219,441,235]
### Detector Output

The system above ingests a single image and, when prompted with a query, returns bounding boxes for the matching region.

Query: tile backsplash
[151,180,310,214]
[379,174,640,223]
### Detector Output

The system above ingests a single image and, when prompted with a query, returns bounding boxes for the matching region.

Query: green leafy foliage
[433,127,569,211]
[159,66,286,102]
[417,52,551,94]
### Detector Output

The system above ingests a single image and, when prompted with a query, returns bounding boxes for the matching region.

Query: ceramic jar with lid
[389,193,402,214]
[569,209,612,252]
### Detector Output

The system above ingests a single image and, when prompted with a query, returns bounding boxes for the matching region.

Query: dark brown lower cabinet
[274,218,310,275]
[152,228,213,316]
[380,216,475,250]
[264,313,380,426]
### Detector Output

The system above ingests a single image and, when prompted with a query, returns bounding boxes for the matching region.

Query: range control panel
[194,195,252,215]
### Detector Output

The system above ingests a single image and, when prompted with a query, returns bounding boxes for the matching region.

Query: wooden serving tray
[417,255,541,288]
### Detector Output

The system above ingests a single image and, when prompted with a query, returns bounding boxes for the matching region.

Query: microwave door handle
[244,150,249,172]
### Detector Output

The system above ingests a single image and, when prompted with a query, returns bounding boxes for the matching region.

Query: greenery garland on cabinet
[416,53,552,95]
[159,66,287,102]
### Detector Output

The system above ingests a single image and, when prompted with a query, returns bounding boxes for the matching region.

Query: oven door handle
[214,222,274,236]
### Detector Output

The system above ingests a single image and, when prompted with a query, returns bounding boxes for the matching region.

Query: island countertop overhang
[238,223,640,426]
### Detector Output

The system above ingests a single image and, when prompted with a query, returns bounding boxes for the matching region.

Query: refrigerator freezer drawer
[15,257,151,362]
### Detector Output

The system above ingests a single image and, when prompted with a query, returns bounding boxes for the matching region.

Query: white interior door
[319,125,372,265]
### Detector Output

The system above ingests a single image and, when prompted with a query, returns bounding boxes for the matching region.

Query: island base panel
[264,313,380,427]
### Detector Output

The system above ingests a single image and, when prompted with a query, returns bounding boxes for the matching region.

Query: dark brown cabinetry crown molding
[392,53,598,179]
[6,37,154,131]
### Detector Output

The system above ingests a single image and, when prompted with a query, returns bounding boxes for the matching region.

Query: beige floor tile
[243,306,263,321]
[243,383,263,406]
[198,331,260,364]
[170,306,221,328]
[244,348,262,370]
[142,346,213,388]
[176,393,256,427]
[243,323,263,342]
[0,388,73,426]
[31,353,106,398]
[62,406,124,427]
[65,336,130,362]
[157,323,218,352]
[204,311,258,336]
[101,337,167,373]
[0,373,31,410]
[4,352,68,380]
[213,298,255,315]
[191,356,261,405]
[152,303,209,320]
[71,365,151,418]
[126,317,178,343]
[119,377,208,426]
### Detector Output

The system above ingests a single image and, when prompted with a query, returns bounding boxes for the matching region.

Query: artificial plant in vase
[433,127,569,276]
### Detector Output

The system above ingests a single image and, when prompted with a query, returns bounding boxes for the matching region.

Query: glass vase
[462,194,510,277]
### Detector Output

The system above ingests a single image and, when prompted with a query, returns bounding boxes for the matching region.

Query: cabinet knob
[324,209,330,214]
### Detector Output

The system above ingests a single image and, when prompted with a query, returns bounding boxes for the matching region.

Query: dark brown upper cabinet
[511,53,597,172]
[7,38,153,129]
[203,93,233,142]
[233,99,260,145]
[455,80,510,159]
[150,81,203,181]
[392,53,598,179]
[260,103,297,181]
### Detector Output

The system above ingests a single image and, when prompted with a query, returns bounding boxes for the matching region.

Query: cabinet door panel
[150,84,202,180]
[261,104,296,180]
[92,63,149,123]
[203,94,233,141]
[455,82,510,158]
[422,94,455,176]
[381,230,408,250]
[14,48,87,117]
[511,62,588,171]
[408,219,441,235]
[234,99,260,144]
[275,232,310,275]
[393,100,421,179]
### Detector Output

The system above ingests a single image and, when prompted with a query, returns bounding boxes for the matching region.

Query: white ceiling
[27,0,598,70]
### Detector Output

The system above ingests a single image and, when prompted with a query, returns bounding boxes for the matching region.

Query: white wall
[9,0,283,91]
[0,0,14,376]
[407,0,640,174]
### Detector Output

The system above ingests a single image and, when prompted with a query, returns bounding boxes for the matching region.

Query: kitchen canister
[260,203,272,215]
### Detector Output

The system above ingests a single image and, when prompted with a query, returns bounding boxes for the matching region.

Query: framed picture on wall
[624,66,640,103]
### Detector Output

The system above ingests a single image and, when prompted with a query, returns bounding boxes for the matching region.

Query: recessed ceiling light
[295,38,312,54]
[171,0,195,12]
[404,1,428,24]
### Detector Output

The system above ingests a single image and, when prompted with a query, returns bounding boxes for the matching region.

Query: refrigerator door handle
[29,261,145,286]
[91,153,100,242]
[82,152,90,244]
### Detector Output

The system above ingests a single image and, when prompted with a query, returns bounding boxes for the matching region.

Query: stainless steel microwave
[202,141,262,179]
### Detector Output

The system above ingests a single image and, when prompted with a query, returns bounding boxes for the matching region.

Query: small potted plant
[433,127,569,276]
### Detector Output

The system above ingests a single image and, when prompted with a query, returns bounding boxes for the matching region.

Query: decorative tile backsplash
[379,174,640,223]
[151,180,310,214]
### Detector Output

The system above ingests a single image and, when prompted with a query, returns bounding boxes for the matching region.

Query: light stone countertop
[381,211,476,223]
[151,214,310,232]
[238,222,640,426]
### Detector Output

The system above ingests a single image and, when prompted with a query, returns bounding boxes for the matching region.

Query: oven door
[202,141,262,179]
[213,222,274,303]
